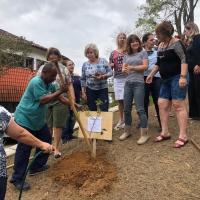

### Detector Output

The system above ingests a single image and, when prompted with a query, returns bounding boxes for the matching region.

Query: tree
[0,34,32,69]
[136,0,199,36]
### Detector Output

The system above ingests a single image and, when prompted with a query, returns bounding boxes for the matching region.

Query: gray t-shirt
[123,50,148,83]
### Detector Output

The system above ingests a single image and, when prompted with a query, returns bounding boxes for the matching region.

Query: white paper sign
[87,116,102,133]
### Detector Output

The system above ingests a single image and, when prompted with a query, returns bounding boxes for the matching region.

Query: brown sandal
[154,134,171,142]
[173,138,188,148]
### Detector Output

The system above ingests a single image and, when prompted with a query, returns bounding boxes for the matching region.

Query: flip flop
[173,138,188,148]
[154,134,171,142]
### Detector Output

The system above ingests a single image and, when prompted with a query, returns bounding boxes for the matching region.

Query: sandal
[154,134,171,142]
[173,138,188,148]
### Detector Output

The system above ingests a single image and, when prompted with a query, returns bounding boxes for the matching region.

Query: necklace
[163,37,172,49]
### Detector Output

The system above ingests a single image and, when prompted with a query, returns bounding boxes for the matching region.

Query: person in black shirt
[146,21,188,148]
[142,33,161,131]
[184,22,200,120]
[62,60,81,142]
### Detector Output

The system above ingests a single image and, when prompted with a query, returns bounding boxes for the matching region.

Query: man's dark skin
[39,62,70,105]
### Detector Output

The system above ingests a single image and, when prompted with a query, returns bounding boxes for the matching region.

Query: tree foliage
[136,0,199,36]
[0,34,32,69]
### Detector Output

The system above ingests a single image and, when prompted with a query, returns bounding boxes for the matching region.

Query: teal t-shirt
[14,76,56,131]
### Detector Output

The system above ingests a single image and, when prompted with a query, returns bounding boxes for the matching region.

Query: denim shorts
[159,74,188,100]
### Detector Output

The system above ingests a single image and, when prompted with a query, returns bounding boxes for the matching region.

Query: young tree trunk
[189,0,194,22]
[174,11,182,36]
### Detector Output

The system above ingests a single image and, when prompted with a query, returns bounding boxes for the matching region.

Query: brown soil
[48,151,117,197]
[5,106,200,200]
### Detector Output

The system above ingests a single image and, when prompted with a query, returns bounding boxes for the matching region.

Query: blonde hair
[84,43,99,58]
[185,22,199,37]
[116,32,126,46]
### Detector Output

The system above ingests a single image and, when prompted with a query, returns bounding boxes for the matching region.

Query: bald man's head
[41,62,57,84]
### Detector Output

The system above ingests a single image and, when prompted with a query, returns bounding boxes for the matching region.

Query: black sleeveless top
[156,41,186,80]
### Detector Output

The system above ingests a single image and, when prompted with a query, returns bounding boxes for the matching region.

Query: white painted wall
[28,47,47,70]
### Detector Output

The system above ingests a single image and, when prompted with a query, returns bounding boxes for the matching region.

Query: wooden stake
[54,62,93,154]
[92,139,96,158]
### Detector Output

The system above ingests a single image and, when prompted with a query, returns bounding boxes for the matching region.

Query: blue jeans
[11,124,52,183]
[144,77,161,128]
[86,87,109,111]
[124,82,147,128]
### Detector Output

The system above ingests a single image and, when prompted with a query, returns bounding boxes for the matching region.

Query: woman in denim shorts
[146,21,188,148]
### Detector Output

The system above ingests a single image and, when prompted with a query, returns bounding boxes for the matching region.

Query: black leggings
[0,177,7,200]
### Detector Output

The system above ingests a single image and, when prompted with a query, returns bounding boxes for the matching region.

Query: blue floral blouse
[0,106,12,177]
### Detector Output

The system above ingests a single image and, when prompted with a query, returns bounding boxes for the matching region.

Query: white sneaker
[137,135,150,145]
[119,132,131,141]
[119,126,131,141]
[119,122,125,129]
[114,121,125,130]
[137,128,150,145]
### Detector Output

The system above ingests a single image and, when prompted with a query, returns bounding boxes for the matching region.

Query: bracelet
[180,75,186,78]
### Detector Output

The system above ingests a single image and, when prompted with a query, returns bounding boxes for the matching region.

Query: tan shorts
[46,103,69,128]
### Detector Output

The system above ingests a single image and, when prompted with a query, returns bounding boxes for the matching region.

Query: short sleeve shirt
[37,62,71,106]
[109,50,127,79]
[14,76,56,131]
[81,58,113,90]
[123,50,148,83]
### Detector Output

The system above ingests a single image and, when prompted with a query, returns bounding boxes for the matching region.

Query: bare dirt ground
[5,106,200,200]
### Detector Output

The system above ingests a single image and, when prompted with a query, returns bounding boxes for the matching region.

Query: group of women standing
[1,20,200,199]
[81,21,200,148]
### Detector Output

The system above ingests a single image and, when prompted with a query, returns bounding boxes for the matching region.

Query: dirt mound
[48,151,117,197]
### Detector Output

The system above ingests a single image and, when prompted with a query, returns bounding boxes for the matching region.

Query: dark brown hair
[46,47,61,61]
[142,32,153,43]
[126,34,142,55]
[155,21,174,37]
[62,59,74,67]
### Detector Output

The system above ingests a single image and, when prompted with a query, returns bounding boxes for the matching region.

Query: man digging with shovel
[10,62,70,191]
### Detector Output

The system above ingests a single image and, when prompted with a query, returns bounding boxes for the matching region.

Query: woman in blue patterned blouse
[81,43,113,111]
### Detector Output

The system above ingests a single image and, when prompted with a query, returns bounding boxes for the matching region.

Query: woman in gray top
[119,34,149,145]
[0,105,53,199]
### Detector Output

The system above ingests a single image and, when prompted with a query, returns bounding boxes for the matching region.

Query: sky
[0,0,200,74]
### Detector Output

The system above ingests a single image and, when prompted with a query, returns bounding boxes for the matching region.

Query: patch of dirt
[47,151,117,197]
[5,105,200,200]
